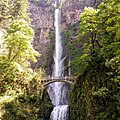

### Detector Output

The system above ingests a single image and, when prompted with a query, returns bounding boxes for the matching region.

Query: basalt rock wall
[29,0,102,75]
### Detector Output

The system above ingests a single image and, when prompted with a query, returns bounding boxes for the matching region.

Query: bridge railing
[40,76,77,84]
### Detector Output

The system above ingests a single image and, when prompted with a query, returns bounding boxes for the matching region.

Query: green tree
[3,19,39,64]
[98,0,120,70]
[0,0,30,29]
[0,0,39,65]
[73,0,120,76]
[72,7,100,75]
[79,7,100,52]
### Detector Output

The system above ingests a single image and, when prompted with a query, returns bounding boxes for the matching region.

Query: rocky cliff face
[29,0,101,75]
[29,2,54,74]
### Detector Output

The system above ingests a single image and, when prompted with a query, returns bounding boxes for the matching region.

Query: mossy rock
[70,63,120,120]
[39,89,53,120]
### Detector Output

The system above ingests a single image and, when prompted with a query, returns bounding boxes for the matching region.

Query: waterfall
[53,8,63,77]
[47,0,69,120]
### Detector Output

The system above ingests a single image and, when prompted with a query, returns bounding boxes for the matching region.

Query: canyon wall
[29,0,101,75]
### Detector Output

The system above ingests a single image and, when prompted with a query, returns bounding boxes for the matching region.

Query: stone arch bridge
[41,76,77,87]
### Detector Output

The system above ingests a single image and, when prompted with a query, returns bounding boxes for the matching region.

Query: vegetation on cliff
[70,0,120,119]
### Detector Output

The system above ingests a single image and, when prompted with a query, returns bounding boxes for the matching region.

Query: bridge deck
[41,76,77,86]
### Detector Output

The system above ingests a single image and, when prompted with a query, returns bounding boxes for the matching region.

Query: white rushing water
[50,105,69,120]
[53,8,64,77]
[47,0,69,120]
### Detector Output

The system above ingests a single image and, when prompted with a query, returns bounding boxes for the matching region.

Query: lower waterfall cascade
[49,105,69,120]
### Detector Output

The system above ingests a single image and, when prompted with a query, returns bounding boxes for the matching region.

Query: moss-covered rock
[39,89,53,120]
[70,61,120,120]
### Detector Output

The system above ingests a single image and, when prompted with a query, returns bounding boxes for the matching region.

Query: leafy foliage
[3,19,39,64]
[0,0,30,29]
[0,58,44,120]
[70,0,120,119]
[0,0,44,120]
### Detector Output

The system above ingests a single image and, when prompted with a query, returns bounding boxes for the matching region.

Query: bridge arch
[44,79,74,88]
[41,76,77,89]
